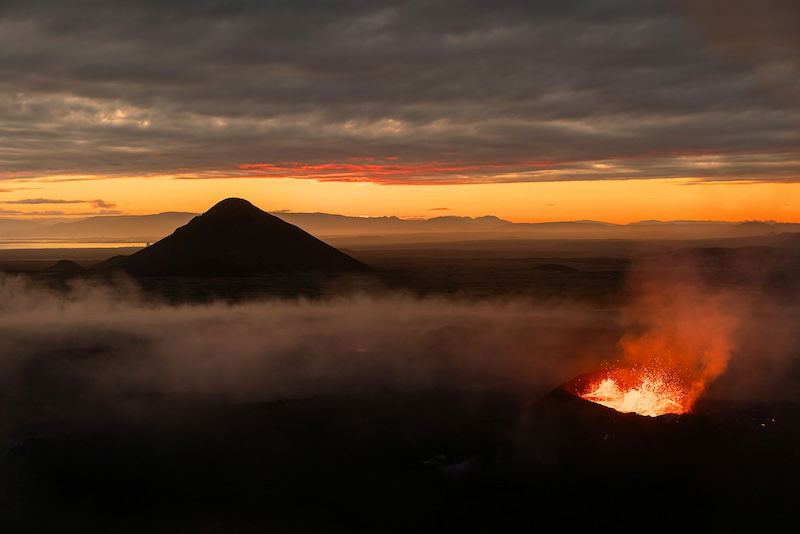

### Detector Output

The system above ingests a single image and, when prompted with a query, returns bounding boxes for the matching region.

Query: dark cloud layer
[0,0,798,183]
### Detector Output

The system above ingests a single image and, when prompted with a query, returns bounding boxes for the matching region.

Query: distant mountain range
[0,212,195,242]
[0,210,798,244]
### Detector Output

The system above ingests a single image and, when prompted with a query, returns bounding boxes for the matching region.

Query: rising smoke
[0,274,613,444]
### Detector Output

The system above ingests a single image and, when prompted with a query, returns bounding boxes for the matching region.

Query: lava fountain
[566,366,695,417]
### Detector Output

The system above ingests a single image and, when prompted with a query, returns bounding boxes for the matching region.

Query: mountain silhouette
[109,198,368,276]
[46,259,84,274]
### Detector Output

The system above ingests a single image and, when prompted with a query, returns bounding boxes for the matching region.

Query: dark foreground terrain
[3,388,799,532]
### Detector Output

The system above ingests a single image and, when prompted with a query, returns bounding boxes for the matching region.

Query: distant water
[0,240,146,249]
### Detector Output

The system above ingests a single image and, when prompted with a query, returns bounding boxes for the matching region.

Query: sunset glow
[2,174,797,223]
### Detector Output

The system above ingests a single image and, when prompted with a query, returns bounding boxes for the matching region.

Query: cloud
[429,207,449,211]
[683,0,800,104]
[0,1,798,184]
[90,199,117,209]
[27,210,123,216]
[20,210,67,216]
[4,198,84,204]
[1,198,117,210]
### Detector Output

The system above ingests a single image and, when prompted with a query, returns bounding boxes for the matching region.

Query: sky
[0,0,798,222]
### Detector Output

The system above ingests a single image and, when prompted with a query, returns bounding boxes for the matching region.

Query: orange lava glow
[570,367,694,417]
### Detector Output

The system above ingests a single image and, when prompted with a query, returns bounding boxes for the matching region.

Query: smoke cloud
[614,249,800,404]
[614,256,744,407]
[0,274,619,444]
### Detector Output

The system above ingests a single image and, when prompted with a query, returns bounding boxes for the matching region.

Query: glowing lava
[571,367,693,417]
[564,263,741,417]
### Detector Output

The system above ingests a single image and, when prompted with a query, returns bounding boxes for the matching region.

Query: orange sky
[4,176,798,223]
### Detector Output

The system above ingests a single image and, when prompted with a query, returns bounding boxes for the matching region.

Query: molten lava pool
[567,367,694,417]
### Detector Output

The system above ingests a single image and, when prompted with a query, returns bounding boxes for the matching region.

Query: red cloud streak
[236,161,553,185]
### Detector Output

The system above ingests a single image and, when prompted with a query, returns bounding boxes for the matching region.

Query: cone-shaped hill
[46,259,84,274]
[109,198,368,276]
